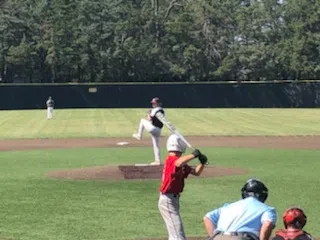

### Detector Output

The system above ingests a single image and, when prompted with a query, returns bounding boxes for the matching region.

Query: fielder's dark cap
[150,97,161,104]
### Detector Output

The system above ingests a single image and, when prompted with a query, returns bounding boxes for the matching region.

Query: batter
[132,97,165,165]
[158,134,208,240]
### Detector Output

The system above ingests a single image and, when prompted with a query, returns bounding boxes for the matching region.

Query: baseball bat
[156,112,195,150]
[156,112,209,165]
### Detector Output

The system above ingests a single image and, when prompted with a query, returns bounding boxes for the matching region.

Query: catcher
[158,134,208,240]
[272,207,313,240]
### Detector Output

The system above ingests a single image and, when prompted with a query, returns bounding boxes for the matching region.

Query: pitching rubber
[134,163,151,166]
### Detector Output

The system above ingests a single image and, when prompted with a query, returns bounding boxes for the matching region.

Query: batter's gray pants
[158,193,186,240]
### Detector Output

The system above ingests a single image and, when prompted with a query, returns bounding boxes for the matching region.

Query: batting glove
[192,149,201,158]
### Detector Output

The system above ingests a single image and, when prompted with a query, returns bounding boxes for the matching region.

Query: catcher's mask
[283,207,307,229]
[241,178,268,202]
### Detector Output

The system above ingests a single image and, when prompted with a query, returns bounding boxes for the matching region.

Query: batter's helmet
[167,134,187,153]
[241,178,268,202]
[283,207,307,229]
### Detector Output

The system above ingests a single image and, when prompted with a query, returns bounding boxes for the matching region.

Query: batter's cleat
[149,161,161,166]
[132,133,141,140]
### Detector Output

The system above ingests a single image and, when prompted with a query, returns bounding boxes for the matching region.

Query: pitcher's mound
[47,165,247,180]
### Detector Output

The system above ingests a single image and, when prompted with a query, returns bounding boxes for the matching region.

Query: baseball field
[0,108,319,240]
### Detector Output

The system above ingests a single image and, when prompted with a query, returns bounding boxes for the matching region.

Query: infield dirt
[1,135,319,180]
[1,136,320,151]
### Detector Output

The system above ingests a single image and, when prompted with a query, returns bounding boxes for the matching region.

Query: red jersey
[160,155,192,194]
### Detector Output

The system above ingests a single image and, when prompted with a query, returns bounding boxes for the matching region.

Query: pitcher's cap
[150,97,160,103]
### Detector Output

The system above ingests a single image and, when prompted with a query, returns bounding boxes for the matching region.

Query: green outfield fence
[0,80,320,109]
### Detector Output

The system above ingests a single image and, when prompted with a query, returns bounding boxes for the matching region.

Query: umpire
[203,179,277,240]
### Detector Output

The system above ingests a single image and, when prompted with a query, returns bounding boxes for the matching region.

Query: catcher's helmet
[283,207,307,229]
[241,178,268,202]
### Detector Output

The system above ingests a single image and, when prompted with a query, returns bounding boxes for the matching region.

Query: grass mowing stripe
[228,110,266,135]
[1,109,320,139]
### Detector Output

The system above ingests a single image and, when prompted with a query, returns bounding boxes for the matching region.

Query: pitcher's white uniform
[133,97,164,165]
[46,96,54,120]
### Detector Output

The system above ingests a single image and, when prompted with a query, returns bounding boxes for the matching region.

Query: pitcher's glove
[199,154,208,165]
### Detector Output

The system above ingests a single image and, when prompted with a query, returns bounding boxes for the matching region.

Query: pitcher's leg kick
[133,118,162,165]
[132,97,165,165]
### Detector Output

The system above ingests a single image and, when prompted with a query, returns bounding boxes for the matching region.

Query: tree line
[0,0,319,83]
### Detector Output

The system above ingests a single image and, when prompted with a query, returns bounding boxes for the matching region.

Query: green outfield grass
[0,147,319,240]
[0,109,320,139]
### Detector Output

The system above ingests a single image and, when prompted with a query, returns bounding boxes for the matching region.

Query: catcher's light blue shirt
[205,197,277,237]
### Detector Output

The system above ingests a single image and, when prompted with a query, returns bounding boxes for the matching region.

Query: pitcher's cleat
[132,133,142,140]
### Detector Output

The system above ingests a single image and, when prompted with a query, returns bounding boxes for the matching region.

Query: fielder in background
[204,179,277,240]
[132,97,164,165]
[159,134,208,240]
[46,96,54,120]
[272,207,313,240]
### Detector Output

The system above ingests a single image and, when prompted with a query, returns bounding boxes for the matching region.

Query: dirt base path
[1,136,320,152]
